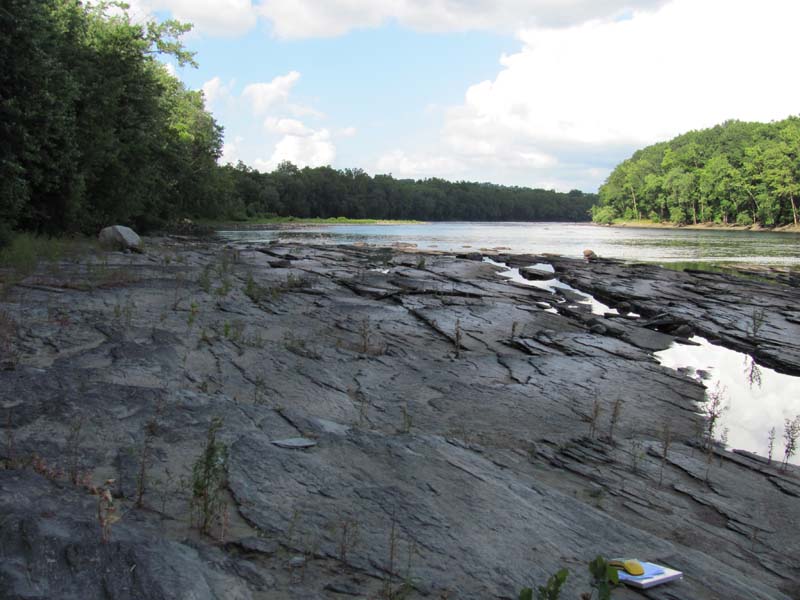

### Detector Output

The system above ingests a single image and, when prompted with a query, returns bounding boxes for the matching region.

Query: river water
[221,222,800,461]
[219,222,800,266]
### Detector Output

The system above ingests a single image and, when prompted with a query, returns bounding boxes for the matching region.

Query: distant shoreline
[601,219,800,234]
[203,217,426,231]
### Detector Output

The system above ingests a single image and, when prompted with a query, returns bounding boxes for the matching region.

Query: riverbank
[1,238,798,599]
[200,216,427,230]
[602,219,800,233]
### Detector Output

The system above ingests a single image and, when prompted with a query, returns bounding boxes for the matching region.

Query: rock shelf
[0,239,798,599]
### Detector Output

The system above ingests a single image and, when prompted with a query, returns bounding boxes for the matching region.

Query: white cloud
[220,136,244,165]
[102,0,668,39]
[201,76,235,109]
[155,0,258,37]
[258,0,668,39]
[389,0,800,190]
[338,126,357,137]
[162,61,177,76]
[375,150,464,179]
[259,128,337,170]
[447,0,800,149]
[264,117,313,136]
[242,71,301,114]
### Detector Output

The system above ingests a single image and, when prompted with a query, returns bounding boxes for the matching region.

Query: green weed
[190,417,228,536]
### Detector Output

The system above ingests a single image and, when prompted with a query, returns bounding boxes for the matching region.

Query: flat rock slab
[271,437,318,449]
[1,240,798,600]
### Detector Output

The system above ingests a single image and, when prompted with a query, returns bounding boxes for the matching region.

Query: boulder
[519,266,554,281]
[583,249,597,261]
[98,225,142,252]
[616,301,632,315]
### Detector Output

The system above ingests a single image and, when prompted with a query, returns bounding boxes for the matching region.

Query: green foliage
[191,417,227,534]
[587,556,619,600]
[594,117,800,227]
[590,205,617,225]
[1,0,221,235]
[520,567,569,600]
[217,163,597,223]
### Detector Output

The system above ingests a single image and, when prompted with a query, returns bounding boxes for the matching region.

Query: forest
[592,118,800,227]
[217,162,595,223]
[0,1,594,248]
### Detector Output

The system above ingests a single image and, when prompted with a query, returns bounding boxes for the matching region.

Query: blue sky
[130,0,800,192]
[177,25,515,171]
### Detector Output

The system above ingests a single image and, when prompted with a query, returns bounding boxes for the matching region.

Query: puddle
[656,336,800,463]
[486,257,800,463]
[484,258,619,317]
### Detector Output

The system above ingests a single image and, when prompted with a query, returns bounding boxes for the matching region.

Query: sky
[124,0,800,192]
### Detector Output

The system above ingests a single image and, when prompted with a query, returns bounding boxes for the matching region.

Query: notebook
[617,561,683,589]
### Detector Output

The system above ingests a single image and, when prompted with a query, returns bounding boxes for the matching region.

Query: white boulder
[98,225,142,252]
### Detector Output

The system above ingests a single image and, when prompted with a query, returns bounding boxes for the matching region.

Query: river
[218,222,800,266]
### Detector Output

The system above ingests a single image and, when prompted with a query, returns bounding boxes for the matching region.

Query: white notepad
[617,561,683,589]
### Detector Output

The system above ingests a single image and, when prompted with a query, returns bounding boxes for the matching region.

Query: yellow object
[609,559,645,576]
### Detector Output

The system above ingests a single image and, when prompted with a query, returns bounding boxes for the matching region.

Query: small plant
[782,415,800,471]
[511,321,519,339]
[135,415,159,508]
[348,386,370,427]
[215,277,232,297]
[382,515,401,600]
[359,318,371,354]
[0,310,18,368]
[284,273,307,289]
[228,320,244,343]
[190,417,228,535]
[399,403,412,434]
[416,257,426,269]
[187,301,199,327]
[244,274,266,302]
[588,399,601,439]
[659,422,672,487]
[607,399,623,443]
[629,440,644,474]
[749,308,766,339]
[704,383,727,449]
[519,567,569,600]
[97,479,120,543]
[337,518,361,565]
[197,265,212,293]
[31,454,62,479]
[767,426,776,464]
[112,297,135,327]
[66,417,87,485]
[453,319,462,358]
[585,556,618,600]
[745,356,762,389]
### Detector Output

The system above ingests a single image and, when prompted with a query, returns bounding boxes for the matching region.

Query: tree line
[592,118,800,227]
[1,0,224,244]
[1,1,594,248]
[217,162,595,223]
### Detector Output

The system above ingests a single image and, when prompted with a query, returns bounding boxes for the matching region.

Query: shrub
[591,205,617,225]
[190,417,228,535]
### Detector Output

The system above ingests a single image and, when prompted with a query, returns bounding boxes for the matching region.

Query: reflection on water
[484,258,800,463]
[656,337,800,462]
[218,222,800,265]
[483,257,616,316]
